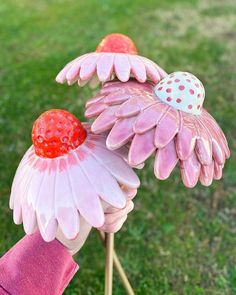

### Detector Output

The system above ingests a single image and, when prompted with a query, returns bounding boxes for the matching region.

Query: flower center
[96,33,138,54]
[32,109,87,158]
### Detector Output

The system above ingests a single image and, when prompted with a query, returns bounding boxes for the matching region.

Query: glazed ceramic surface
[85,74,230,188]
[10,110,139,242]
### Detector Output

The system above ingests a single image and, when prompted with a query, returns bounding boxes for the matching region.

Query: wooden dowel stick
[99,231,135,295]
[105,232,114,295]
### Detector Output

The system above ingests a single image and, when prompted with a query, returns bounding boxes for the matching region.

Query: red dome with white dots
[154,72,205,115]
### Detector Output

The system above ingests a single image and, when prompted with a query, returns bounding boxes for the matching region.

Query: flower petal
[69,149,105,228]
[114,54,131,82]
[128,55,147,83]
[200,162,214,186]
[154,107,179,148]
[79,146,127,208]
[154,139,178,180]
[85,102,107,118]
[88,143,140,189]
[176,113,197,160]
[180,152,201,188]
[80,54,99,81]
[106,117,136,150]
[96,53,114,82]
[128,129,156,166]
[134,102,167,134]
[91,105,120,134]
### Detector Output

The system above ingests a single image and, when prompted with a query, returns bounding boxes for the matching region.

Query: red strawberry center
[96,33,138,54]
[32,109,87,158]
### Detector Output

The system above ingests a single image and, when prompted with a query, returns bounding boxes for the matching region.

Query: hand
[57,187,137,255]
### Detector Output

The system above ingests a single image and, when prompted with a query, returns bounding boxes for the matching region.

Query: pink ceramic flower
[10,109,140,242]
[85,72,230,188]
[55,33,167,87]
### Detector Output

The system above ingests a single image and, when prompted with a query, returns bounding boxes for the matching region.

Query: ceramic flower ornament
[55,33,167,87]
[10,109,140,242]
[85,71,230,188]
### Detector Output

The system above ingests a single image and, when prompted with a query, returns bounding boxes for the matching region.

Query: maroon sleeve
[0,232,79,295]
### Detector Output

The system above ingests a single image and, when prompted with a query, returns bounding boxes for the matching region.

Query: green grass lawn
[1,0,236,294]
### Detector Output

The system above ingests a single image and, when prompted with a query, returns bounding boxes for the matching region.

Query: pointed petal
[114,54,131,82]
[79,54,98,81]
[154,140,178,180]
[129,129,156,166]
[116,98,143,118]
[180,152,201,188]
[106,117,136,150]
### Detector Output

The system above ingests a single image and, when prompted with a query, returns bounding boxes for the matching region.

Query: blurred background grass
[0,0,236,294]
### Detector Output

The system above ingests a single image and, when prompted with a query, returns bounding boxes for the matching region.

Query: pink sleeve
[0,232,79,295]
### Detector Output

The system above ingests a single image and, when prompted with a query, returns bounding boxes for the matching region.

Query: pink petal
[86,93,105,108]
[203,110,230,158]
[200,162,214,186]
[80,54,99,81]
[96,53,114,82]
[85,102,107,118]
[176,113,197,160]
[85,143,140,189]
[106,117,136,150]
[154,107,179,148]
[154,139,178,180]
[142,57,161,83]
[180,152,201,188]
[68,154,105,228]
[56,54,87,83]
[214,162,223,180]
[114,54,131,82]
[134,102,167,134]
[194,119,212,165]
[128,129,156,166]
[116,97,146,118]
[91,105,119,134]
[212,140,225,165]
[103,90,130,105]
[65,55,89,82]
[128,55,147,83]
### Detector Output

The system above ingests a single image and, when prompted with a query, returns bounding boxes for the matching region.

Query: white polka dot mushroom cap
[154,71,205,115]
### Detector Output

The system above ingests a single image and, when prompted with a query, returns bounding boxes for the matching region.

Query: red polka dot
[189,89,194,95]
[174,79,180,82]
[188,105,193,109]
[195,83,199,88]
[197,93,201,98]
[176,98,182,103]
[166,88,172,93]
[179,85,185,90]
[186,79,191,83]
[158,87,163,91]
[167,80,172,84]
[167,97,172,102]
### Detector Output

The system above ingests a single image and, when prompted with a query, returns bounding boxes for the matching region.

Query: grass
[0,0,236,294]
